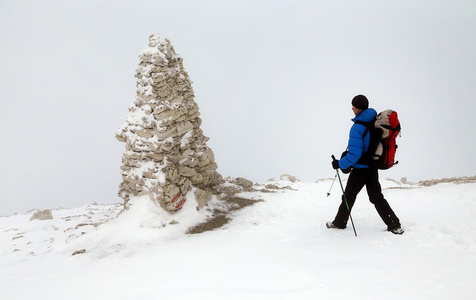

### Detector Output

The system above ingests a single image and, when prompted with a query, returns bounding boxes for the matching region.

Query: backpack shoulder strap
[355,120,372,138]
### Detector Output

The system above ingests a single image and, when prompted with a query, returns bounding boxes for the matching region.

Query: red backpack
[357,110,401,170]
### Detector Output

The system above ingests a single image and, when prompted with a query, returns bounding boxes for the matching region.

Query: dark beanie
[352,95,369,110]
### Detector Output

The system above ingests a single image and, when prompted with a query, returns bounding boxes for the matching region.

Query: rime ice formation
[116,33,223,213]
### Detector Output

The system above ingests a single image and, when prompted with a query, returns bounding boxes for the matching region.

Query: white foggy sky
[1,0,475,215]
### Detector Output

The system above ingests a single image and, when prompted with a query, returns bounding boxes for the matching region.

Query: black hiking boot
[326,221,345,229]
[387,226,404,235]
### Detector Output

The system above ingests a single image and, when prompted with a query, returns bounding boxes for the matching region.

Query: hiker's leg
[333,168,366,228]
[366,168,401,228]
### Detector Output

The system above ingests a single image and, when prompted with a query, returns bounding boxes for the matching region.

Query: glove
[332,159,340,170]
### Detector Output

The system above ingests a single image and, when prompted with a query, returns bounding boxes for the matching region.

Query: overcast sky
[1,0,475,215]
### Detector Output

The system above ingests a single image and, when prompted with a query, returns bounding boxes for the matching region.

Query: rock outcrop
[116,33,223,213]
[30,209,53,221]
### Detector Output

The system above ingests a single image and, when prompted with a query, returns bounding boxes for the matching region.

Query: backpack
[357,109,401,170]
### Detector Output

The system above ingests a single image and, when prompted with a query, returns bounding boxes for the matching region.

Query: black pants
[333,167,401,229]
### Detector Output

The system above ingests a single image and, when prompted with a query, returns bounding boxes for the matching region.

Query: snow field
[1,178,475,299]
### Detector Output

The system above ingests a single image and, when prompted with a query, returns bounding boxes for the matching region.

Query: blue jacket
[338,108,377,170]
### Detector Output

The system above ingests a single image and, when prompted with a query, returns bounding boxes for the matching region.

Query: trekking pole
[332,155,357,237]
[327,174,337,197]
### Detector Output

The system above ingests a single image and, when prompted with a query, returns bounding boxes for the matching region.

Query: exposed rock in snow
[267,174,300,183]
[418,175,476,186]
[116,33,223,213]
[30,209,53,221]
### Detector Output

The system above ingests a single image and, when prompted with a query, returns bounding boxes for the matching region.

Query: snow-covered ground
[1,176,475,299]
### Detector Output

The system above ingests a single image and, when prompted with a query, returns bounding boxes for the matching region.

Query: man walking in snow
[327,95,404,234]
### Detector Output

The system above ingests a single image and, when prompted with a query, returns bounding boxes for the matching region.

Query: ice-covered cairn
[116,33,223,213]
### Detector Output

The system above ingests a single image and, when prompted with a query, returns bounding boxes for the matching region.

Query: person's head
[351,94,369,115]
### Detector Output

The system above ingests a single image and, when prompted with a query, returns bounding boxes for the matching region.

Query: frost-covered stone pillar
[116,33,223,213]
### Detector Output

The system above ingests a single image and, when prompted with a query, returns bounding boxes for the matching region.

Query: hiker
[327,95,404,235]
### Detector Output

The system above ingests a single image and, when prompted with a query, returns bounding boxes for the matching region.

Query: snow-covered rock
[116,33,222,213]
[29,209,53,221]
